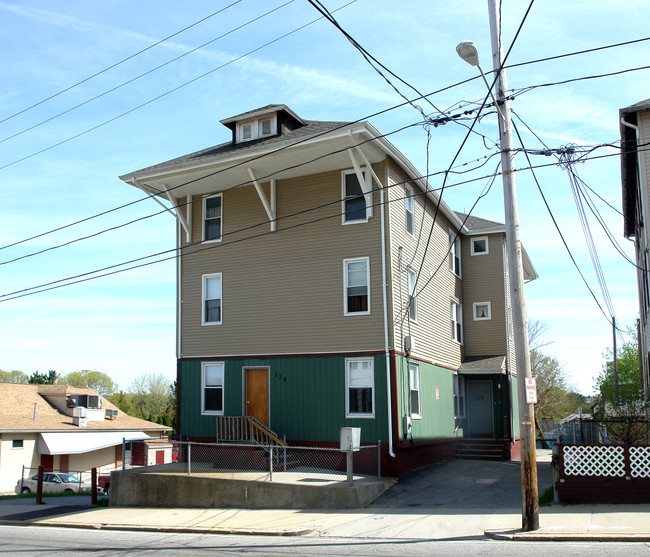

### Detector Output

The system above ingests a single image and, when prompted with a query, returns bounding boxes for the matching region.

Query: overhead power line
[0,0,245,125]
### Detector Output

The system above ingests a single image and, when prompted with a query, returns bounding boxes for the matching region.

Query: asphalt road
[1,525,649,557]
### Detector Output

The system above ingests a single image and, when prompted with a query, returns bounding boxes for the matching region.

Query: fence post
[36,465,44,505]
[377,441,381,481]
[122,438,126,471]
[91,468,97,505]
[347,448,354,487]
[187,442,192,476]
[269,445,274,482]
[20,465,24,494]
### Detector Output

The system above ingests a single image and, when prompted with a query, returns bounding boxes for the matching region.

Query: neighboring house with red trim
[120,105,537,476]
[0,383,170,493]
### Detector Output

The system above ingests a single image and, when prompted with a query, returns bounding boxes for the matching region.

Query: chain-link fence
[123,439,381,485]
[557,418,650,445]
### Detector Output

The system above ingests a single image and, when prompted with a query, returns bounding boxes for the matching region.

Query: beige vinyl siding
[386,161,463,367]
[0,433,38,494]
[462,233,508,357]
[640,110,650,231]
[179,164,387,357]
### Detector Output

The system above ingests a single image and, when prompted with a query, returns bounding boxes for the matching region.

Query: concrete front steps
[455,438,507,461]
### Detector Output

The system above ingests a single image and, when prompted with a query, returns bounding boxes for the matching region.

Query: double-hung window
[202,273,222,325]
[451,300,463,344]
[346,358,374,417]
[342,170,371,223]
[202,362,224,414]
[453,374,466,418]
[344,257,370,315]
[405,185,415,235]
[449,231,461,276]
[407,268,417,321]
[409,362,421,418]
[203,194,222,242]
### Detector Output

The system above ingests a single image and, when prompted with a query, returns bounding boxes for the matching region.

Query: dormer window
[236,115,276,143]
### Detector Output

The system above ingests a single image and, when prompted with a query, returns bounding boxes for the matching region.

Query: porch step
[456,439,507,461]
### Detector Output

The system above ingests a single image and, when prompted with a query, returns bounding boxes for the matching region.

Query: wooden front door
[246,368,269,426]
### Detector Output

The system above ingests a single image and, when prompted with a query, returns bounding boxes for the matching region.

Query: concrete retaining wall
[110,469,385,509]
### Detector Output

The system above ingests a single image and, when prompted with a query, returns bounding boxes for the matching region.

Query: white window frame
[341,169,372,224]
[409,362,421,419]
[473,301,492,321]
[451,299,463,344]
[471,236,489,255]
[236,115,276,143]
[407,268,417,322]
[345,357,375,418]
[453,373,466,419]
[12,439,24,449]
[405,184,415,236]
[449,230,461,277]
[343,257,370,316]
[202,273,222,325]
[201,362,224,415]
[202,193,223,243]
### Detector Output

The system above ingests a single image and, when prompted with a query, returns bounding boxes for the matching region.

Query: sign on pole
[526,377,537,404]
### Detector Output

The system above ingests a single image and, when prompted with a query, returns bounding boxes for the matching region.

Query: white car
[17,472,93,494]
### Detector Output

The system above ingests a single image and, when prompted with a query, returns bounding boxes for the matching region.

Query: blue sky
[1,0,647,393]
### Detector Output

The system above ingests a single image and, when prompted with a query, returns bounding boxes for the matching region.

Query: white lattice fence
[630,446,650,478]
[562,445,625,477]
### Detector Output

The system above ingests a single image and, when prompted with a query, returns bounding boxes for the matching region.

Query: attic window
[236,115,276,143]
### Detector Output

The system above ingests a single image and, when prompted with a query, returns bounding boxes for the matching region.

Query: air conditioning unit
[73,406,87,418]
[105,409,119,420]
[73,416,87,428]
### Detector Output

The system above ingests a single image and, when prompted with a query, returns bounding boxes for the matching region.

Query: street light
[456,41,504,121]
[456,35,539,532]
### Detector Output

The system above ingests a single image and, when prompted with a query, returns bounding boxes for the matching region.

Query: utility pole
[487,0,539,531]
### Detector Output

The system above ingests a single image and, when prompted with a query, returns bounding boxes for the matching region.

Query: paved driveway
[372,452,554,510]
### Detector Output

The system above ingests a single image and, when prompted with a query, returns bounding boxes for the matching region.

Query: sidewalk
[2,450,650,541]
[1,498,650,541]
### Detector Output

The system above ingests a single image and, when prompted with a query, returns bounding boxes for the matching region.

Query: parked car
[17,472,93,494]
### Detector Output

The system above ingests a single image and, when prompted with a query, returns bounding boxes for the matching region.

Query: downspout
[347,131,395,457]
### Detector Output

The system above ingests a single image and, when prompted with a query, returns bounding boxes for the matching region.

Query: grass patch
[539,486,555,507]
[0,491,101,500]
[93,498,109,507]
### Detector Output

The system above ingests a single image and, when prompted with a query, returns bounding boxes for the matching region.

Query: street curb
[0,519,316,537]
[485,530,650,542]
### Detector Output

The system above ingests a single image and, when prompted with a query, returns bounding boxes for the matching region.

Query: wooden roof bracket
[246,167,277,231]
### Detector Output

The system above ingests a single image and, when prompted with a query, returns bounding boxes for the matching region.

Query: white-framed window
[12,439,24,449]
[346,358,374,417]
[405,184,415,235]
[407,268,417,322]
[453,374,466,418]
[342,170,372,224]
[236,115,276,143]
[202,273,222,325]
[201,362,224,414]
[449,231,461,277]
[451,299,463,344]
[473,301,491,321]
[471,236,489,255]
[203,194,222,242]
[409,362,421,418]
[344,257,370,315]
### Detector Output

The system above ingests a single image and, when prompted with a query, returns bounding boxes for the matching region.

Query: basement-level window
[346,358,374,418]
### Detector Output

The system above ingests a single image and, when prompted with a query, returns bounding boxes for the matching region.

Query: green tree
[594,326,647,443]
[27,370,58,384]
[0,369,28,383]
[128,373,174,424]
[107,391,135,415]
[59,370,117,396]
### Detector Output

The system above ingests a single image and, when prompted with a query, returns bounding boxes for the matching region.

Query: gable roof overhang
[119,119,466,232]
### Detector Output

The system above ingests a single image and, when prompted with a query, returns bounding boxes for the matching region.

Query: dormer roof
[219,104,305,131]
